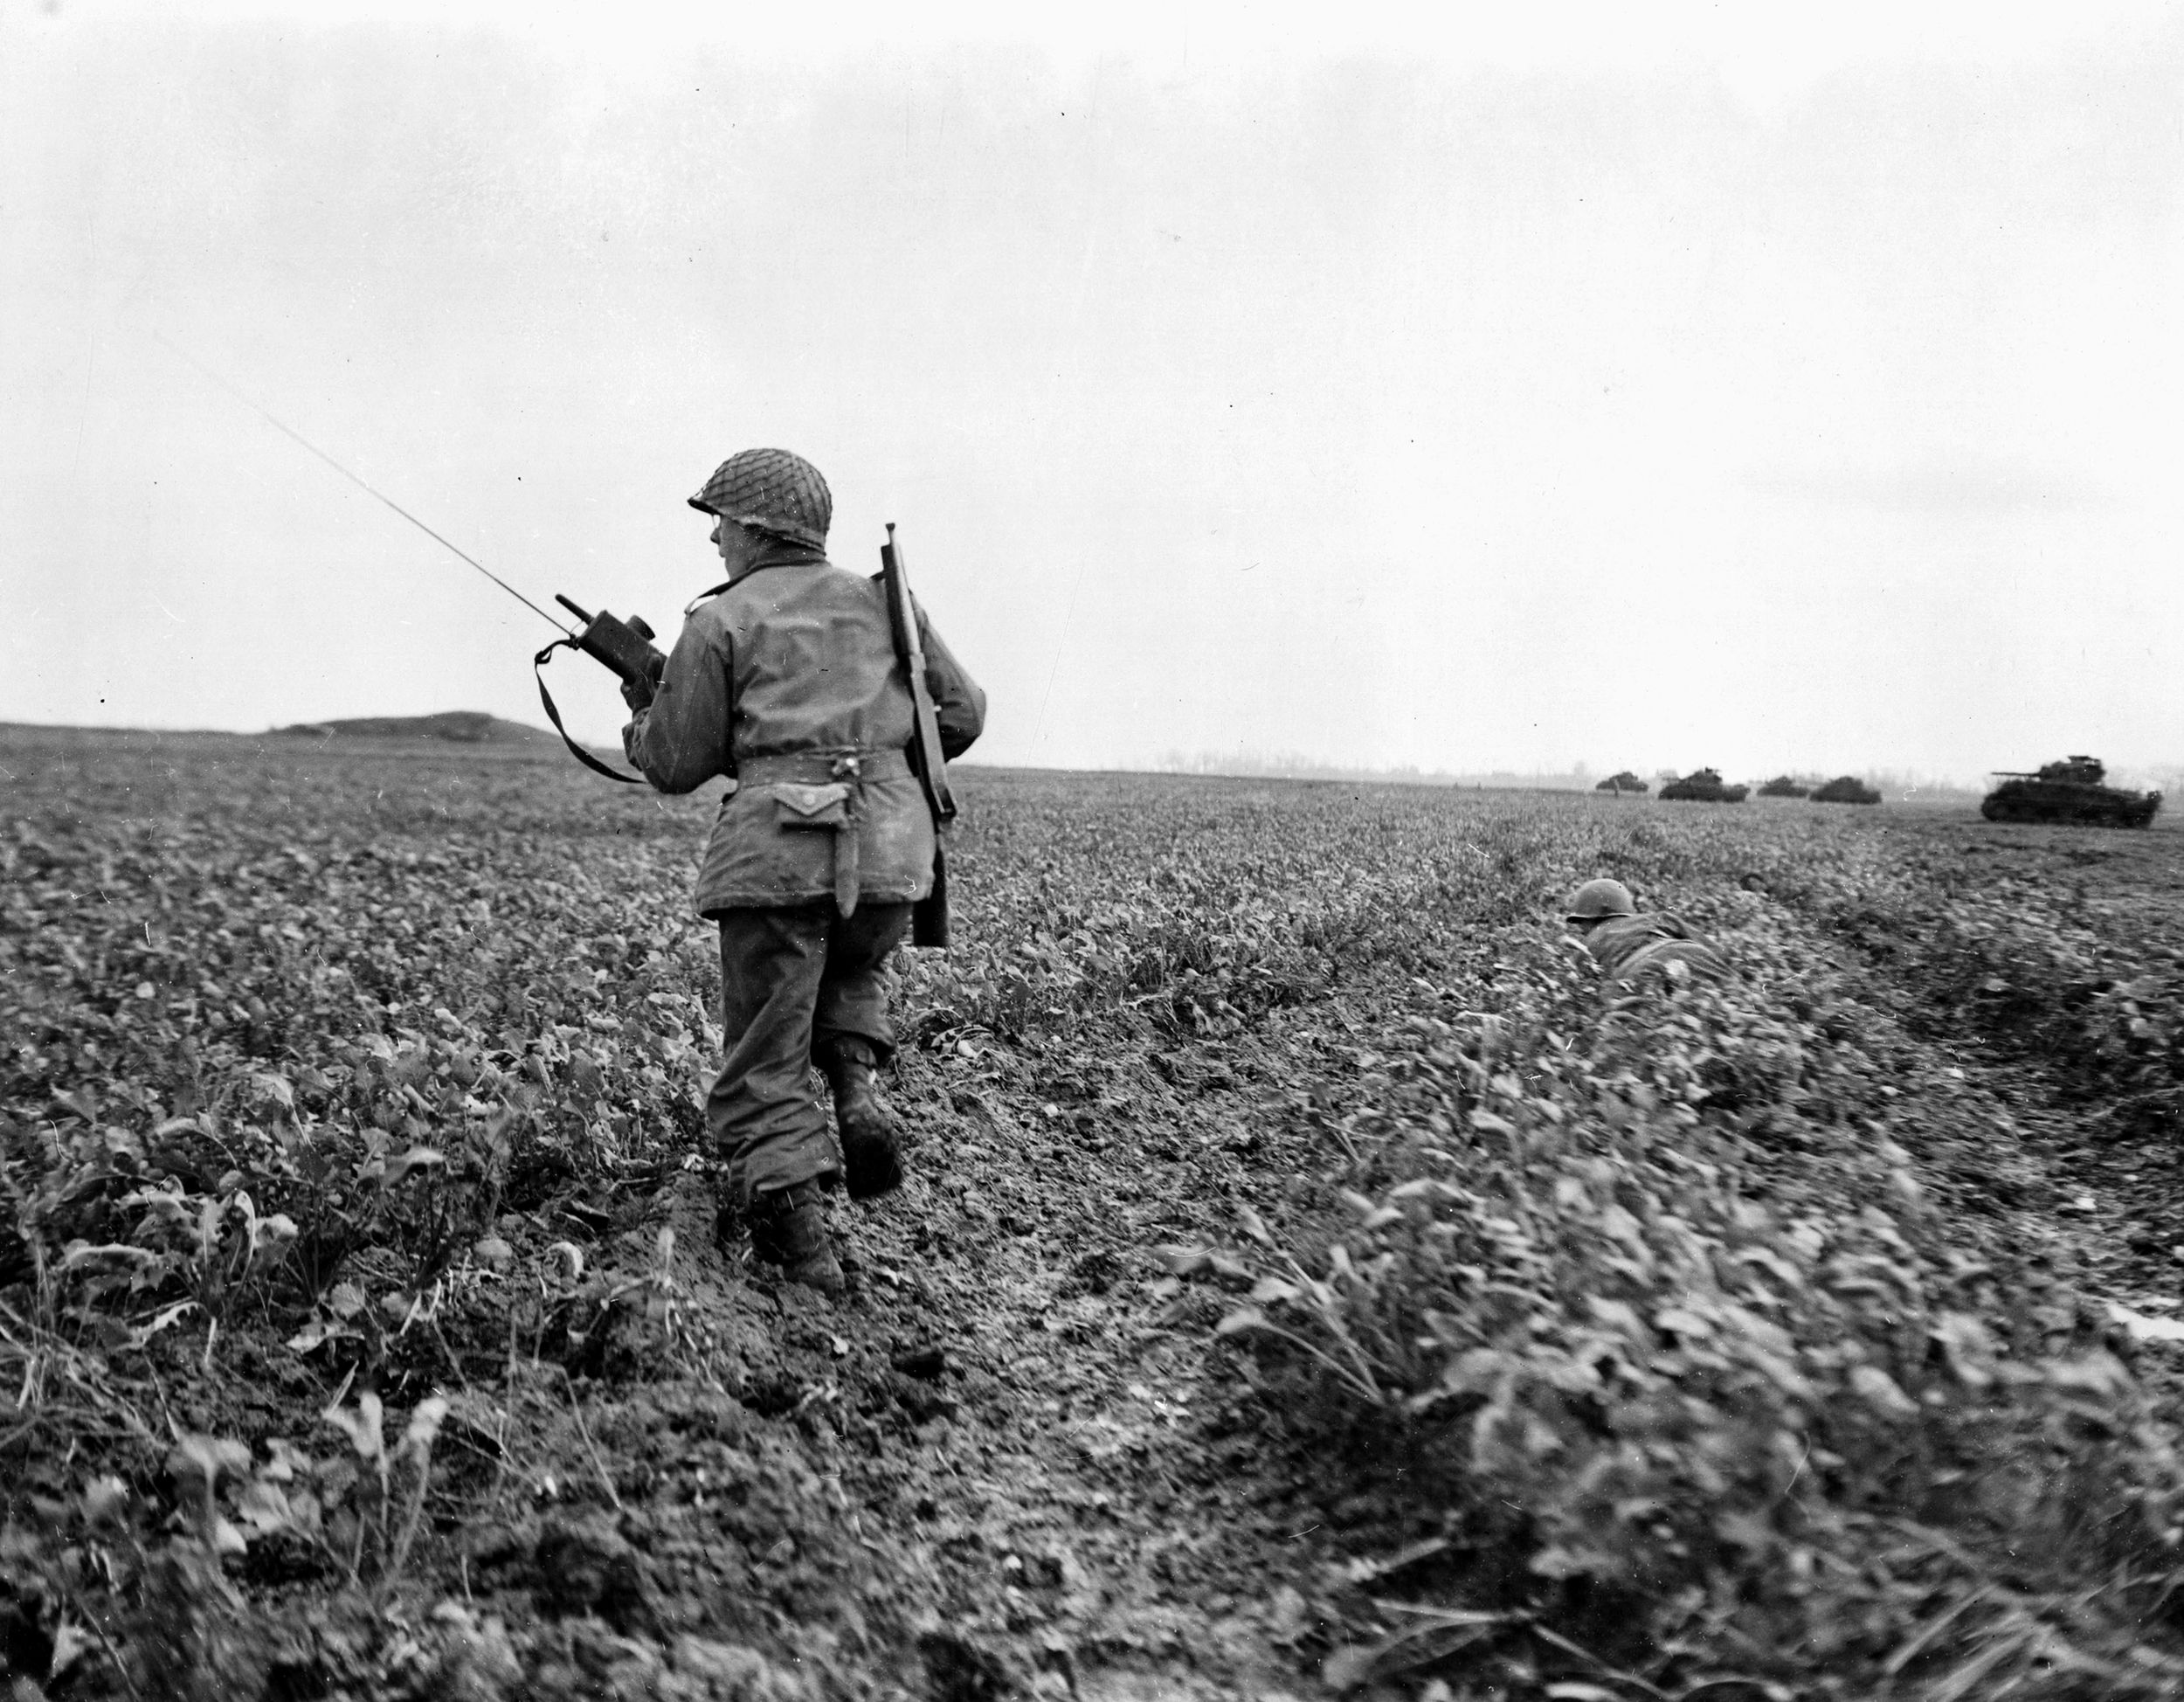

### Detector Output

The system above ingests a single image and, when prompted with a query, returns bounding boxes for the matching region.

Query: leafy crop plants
[7,725,2184,1700]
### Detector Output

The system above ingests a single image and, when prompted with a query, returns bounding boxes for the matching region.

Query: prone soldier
[1563,877,1729,987]
[622,448,985,1295]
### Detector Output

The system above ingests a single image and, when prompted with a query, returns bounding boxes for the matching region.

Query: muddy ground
[5,730,2184,1699]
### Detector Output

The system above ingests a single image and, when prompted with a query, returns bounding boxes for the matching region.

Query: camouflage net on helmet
[688,448,833,549]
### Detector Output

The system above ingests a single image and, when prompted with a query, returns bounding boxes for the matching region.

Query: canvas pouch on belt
[772,781,860,914]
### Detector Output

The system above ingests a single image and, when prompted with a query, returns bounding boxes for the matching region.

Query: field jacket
[1585,912,1728,985]
[624,550,985,916]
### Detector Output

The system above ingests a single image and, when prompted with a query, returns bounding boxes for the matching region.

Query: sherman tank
[1980,756,2161,827]
[1660,767,1749,803]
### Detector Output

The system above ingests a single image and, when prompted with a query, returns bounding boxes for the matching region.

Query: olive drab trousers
[709,900,911,1207]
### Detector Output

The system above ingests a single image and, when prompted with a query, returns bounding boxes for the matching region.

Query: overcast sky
[4,0,2180,782]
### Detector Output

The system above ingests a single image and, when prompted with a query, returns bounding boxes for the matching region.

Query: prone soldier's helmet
[1565,877,1637,924]
[688,448,832,550]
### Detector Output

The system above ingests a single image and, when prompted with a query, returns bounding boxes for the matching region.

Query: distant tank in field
[1660,767,1749,803]
[1980,756,2161,827]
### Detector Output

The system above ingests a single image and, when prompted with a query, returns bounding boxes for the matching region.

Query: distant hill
[273,711,559,746]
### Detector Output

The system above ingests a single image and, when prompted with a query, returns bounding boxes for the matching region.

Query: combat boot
[747,1180,845,1297]
[823,1036,903,1200]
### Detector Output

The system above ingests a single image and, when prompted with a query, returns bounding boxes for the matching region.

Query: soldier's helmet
[1565,877,1637,924]
[688,448,832,550]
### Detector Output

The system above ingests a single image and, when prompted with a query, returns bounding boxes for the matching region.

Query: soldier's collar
[684,556,827,612]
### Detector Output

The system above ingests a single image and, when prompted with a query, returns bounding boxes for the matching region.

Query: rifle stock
[881,523,956,947]
[914,842,950,949]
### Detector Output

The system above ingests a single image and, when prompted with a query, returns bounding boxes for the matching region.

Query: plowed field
[7,727,2184,1701]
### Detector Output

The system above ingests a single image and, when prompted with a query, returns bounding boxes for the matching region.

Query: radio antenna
[154,332,571,635]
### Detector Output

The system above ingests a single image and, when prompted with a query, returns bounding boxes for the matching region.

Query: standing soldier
[622,448,985,1296]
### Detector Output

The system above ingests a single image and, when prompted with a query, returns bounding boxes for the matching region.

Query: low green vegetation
[4,734,2183,1699]
[1164,809,2184,1698]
